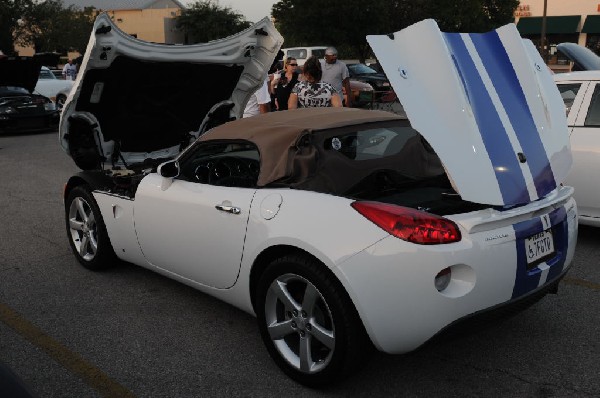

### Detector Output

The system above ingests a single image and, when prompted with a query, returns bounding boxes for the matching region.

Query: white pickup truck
[281,46,327,66]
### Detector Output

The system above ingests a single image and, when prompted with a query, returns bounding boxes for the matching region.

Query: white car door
[133,141,258,289]
[558,80,600,220]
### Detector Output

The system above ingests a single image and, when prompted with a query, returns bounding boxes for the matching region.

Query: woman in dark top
[272,57,300,111]
[288,56,342,109]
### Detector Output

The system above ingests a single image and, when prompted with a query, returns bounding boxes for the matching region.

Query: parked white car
[59,15,577,386]
[34,66,73,109]
[552,43,600,226]
[555,72,600,226]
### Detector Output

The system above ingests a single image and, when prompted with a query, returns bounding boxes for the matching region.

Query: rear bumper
[426,267,567,345]
[334,198,578,354]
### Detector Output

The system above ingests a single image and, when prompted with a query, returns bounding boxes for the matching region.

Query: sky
[180,0,278,23]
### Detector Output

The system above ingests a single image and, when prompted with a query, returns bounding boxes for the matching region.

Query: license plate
[525,229,554,267]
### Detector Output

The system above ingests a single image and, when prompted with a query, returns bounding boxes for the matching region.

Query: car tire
[65,185,117,270]
[256,254,371,387]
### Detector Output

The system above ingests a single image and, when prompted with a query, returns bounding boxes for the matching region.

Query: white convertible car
[60,14,578,386]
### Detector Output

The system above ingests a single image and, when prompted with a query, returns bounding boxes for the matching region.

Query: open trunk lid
[367,19,571,207]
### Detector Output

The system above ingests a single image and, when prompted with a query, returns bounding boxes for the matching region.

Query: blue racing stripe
[512,217,543,298]
[443,33,530,205]
[469,31,557,199]
[511,206,569,299]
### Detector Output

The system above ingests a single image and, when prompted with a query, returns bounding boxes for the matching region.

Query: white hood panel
[368,20,571,206]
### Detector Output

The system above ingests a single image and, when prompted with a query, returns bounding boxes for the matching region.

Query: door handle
[215,204,241,214]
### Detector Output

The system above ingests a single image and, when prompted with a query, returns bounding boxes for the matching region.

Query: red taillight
[351,201,461,244]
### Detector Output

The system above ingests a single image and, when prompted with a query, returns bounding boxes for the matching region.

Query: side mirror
[158,160,179,178]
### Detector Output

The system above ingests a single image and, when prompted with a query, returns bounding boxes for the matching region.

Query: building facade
[17,0,186,59]
[61,0,186,44]
[515,0,600,68]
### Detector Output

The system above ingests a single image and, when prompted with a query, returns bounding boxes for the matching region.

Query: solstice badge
[331,137,342,151]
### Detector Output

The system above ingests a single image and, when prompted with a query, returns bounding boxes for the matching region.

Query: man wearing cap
[319,47,352,107]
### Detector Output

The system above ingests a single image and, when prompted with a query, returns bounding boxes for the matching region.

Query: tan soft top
[199,108,403,186]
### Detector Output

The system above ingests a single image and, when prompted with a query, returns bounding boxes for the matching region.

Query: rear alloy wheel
[66,185,116,270]
[256,255,371,386]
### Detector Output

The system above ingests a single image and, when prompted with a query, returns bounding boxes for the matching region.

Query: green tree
[67,7,97,53]
[272,0,518,61]
[0,0,33,55]
[1,0,95,55]
[17,0,96,53]
[425,0,519,32]
[176,0,251,44]
[272,0,393,62]
[18,0,66,52]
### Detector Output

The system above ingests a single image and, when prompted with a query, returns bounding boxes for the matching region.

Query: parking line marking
[563,277,600,291]
[0,302,135,398]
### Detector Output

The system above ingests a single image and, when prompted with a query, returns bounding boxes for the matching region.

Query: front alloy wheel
[65,185,116,270]
[68,196,98,261]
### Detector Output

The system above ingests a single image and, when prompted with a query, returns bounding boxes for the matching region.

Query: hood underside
[73,57,245,153]
[60,13,283,170]
[368,19,572,207]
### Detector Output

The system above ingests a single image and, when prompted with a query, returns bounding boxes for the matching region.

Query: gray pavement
[0,130,598,397]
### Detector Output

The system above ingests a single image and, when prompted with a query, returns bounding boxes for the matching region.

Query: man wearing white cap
[319,46,352,107]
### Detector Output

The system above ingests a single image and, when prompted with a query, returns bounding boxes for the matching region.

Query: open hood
[556,42,600,71]
[59,13,283,171]
[368,19,571,207]
[0,57,42,93]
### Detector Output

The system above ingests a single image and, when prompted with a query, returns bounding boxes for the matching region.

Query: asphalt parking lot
[1,130,599,397]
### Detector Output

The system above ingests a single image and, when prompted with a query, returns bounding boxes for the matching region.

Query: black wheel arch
[64,171,113,202]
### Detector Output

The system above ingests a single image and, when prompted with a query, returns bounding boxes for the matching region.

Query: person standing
[288,56,342,109]
[243,77,271,117]
[319,47,352,107]
[268,50,284,111]
[271,57,300,111]
[62,59,77,81]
